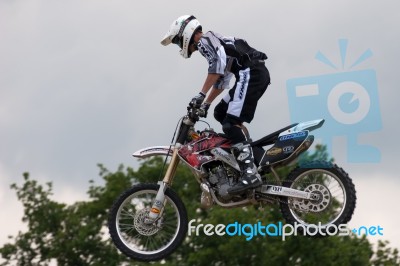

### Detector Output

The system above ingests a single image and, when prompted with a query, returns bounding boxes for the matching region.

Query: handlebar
[175,105,204,145]
[186,105,205,122]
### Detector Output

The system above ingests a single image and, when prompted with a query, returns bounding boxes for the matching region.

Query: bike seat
[250,123,298,147]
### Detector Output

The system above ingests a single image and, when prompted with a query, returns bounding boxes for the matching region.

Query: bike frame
[141,114,325,222]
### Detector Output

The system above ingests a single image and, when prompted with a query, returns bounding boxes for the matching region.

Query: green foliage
[1,148,399,265]
[370,240,400,266]
[0,167,134,265]
[298,144,334,166]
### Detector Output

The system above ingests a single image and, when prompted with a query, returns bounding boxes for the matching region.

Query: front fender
[132,146,173,159]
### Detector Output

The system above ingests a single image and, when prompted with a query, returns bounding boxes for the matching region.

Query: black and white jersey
[197,31,235,90]
[197,31,267,90]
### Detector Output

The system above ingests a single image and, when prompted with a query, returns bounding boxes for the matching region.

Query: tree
[1,147,399,265]
[0,168,132,266]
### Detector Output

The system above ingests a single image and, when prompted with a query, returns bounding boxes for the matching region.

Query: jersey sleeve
[197,32,226,75]
[213,72,233,89]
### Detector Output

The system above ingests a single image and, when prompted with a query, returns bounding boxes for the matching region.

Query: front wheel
[108,183,188,261]
[280,161,356,235]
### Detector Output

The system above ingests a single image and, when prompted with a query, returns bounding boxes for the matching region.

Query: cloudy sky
[1,0,399,253]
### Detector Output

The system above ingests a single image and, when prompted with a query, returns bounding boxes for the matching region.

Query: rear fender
[132,146,173,159]
[279,119,325,137]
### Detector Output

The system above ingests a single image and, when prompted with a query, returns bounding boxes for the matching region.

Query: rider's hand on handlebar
[198,103,210,118]
[189,92,206,108]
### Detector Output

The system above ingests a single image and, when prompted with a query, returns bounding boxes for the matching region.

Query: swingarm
[259,185,319,200]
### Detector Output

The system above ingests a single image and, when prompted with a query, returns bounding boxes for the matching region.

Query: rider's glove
[189,92,206,108]
[198,103,210,118]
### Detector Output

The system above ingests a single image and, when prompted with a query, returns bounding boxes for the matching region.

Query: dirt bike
[108,106,356,261]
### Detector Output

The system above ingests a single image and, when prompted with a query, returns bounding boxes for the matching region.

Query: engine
[208,165,236,201]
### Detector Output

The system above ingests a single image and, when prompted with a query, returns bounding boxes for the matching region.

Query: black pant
[214,62,270,144]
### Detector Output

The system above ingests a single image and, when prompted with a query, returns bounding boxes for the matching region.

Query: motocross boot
[228,143,262,195]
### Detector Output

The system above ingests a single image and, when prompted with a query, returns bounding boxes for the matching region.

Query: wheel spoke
[288,169,347,226]
[111,187,182,256]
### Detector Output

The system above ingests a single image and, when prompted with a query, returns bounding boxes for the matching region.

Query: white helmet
[161,15,202,59]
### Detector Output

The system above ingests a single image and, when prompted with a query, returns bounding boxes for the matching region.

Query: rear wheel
[108,183,188,261]
[280,161,356,235]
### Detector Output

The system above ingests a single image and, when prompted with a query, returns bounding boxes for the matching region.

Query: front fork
[145,146,181,223]
[145,118,193,224]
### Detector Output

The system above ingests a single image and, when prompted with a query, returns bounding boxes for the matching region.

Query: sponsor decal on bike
[283,146,295,154]
[143,148,168,153]
[134,146,172,158]
[279,131,306,141]
[266,147,282,156]
[271,186,282,192]
[197,155,213,161]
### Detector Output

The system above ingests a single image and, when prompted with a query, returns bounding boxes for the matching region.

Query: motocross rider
[161,15,270,194]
